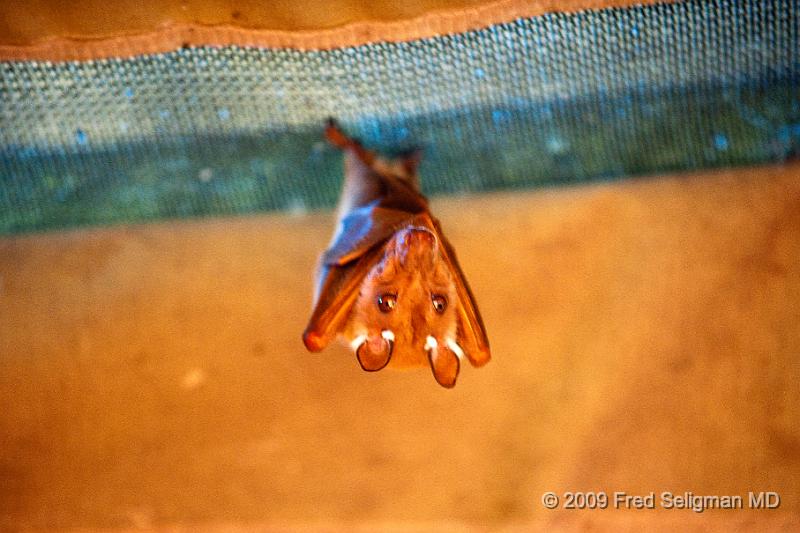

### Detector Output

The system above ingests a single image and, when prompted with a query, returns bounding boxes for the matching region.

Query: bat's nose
[398,228,436,267]
[404,228,434,247]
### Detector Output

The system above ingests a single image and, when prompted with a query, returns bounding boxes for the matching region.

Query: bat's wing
[303,251,379,352]
[304,203,418,352]
[323,203,418,267]
[434,219,491,368]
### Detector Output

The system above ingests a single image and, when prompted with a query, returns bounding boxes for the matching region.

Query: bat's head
[346,225,464,387]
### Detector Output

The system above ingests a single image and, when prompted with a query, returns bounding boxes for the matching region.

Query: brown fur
[304,120,490,386]
[344,227,459,368]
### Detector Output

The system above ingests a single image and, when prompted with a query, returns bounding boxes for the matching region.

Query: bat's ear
[428,345,460,388]
[356,335,394,371]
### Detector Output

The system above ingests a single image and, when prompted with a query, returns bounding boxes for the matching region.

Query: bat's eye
[377,293,397,313]
[431,294,447,314]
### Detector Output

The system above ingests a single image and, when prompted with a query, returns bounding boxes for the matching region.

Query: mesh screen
[1,0,798,233]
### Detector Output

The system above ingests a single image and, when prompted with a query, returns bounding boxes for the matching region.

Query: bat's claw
[302,329,326,352]
[324,118,374,165]
[325,118,353,149]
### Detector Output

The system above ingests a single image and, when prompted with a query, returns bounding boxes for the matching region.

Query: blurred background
[0,0,798,530]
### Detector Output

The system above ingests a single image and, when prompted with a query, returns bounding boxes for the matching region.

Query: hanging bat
[302,120,490,388]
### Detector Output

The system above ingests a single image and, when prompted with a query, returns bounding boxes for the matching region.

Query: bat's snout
[396,227,437,268]
[404,227,434,246]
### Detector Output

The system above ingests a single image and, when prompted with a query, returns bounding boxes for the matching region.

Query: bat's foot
[324,118,350,148]
[324,118,375,166]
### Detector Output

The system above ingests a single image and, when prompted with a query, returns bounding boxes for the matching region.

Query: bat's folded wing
[305,203,418,352]
[437,229,491,368]
[322,203,418,266]
[303,257,375,352]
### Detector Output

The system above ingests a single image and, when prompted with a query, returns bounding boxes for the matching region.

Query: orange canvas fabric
[1,162,798,529]
[0,0,669,60]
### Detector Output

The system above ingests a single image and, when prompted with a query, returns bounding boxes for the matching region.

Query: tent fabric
[1,161,799,529]
[0,0,666,60]
[1,0,798,234]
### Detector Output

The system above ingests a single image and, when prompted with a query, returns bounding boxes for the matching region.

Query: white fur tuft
[446,338,465,360]
[425,335,438,352]
[349,334,367,352]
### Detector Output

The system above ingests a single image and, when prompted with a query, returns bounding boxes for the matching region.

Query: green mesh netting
[1,0,798,234]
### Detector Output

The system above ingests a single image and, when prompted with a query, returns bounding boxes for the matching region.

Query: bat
[302,120,490,388]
